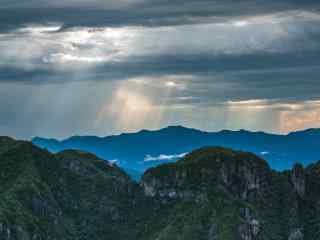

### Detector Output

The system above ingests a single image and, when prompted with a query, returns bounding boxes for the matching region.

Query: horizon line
[29,125,320,142]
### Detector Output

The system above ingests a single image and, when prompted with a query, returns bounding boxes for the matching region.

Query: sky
[0,0,320,139]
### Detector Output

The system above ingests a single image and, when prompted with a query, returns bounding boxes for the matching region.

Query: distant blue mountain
[32,126,320,179]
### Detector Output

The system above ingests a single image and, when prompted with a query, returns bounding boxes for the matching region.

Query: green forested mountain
[1,137,319,240]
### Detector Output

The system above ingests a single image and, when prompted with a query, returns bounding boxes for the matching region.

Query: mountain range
[1,136,319,240]
[32,126,320,179]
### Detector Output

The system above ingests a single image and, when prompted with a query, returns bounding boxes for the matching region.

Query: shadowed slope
[1,137,320,240]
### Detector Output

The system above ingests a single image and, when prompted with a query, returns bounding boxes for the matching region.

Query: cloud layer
[144,152,188,162]
[1,0,320,139]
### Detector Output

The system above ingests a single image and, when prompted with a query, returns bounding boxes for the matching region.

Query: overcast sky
[1,0,320,139]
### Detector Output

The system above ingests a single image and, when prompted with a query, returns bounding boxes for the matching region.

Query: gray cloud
[0,0,319,32]
[0,0,320,138]
[1,13,320,82]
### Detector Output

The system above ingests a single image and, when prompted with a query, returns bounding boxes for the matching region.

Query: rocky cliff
[141,147,311,240]
[1,138,320,240]
[0,137,146,240]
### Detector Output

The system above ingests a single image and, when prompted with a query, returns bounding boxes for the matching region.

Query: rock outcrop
[140,147,318,240]
[1,138,320,240]
[291,163,305,198]
[0,138,143,240]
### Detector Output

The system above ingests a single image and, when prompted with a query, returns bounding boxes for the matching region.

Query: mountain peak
[2,136,320,240]
[0,136,17,146]
[288,128,320,136]
[160,125,205,133]
[32,126,320,179]
[165,125,188,130]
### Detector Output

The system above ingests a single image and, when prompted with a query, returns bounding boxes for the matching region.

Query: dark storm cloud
[0,0,319,32]
[1,0,320,138]
[1,39,320,104]
[1,50,319,100]
[174,66,320,106]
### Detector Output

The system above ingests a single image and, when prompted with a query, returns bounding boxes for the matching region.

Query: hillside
[1,137,320,239]
[0,137,146,240]
[141,147,308,240]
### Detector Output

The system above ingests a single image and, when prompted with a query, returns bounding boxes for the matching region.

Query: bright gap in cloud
[232,20,249,27]
[165,81,177,87]
[17,24,62,34]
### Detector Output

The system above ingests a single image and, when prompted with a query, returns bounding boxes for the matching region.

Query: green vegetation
[0,138,319,239]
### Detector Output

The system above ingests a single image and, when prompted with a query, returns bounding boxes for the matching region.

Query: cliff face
[141,147,316,240]
[0,138,144,240]
[0,138,319,240]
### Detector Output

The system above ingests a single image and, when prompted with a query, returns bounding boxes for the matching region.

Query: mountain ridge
[33,125,320,142]
[32,126,320,179]
[1,137,320,239]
